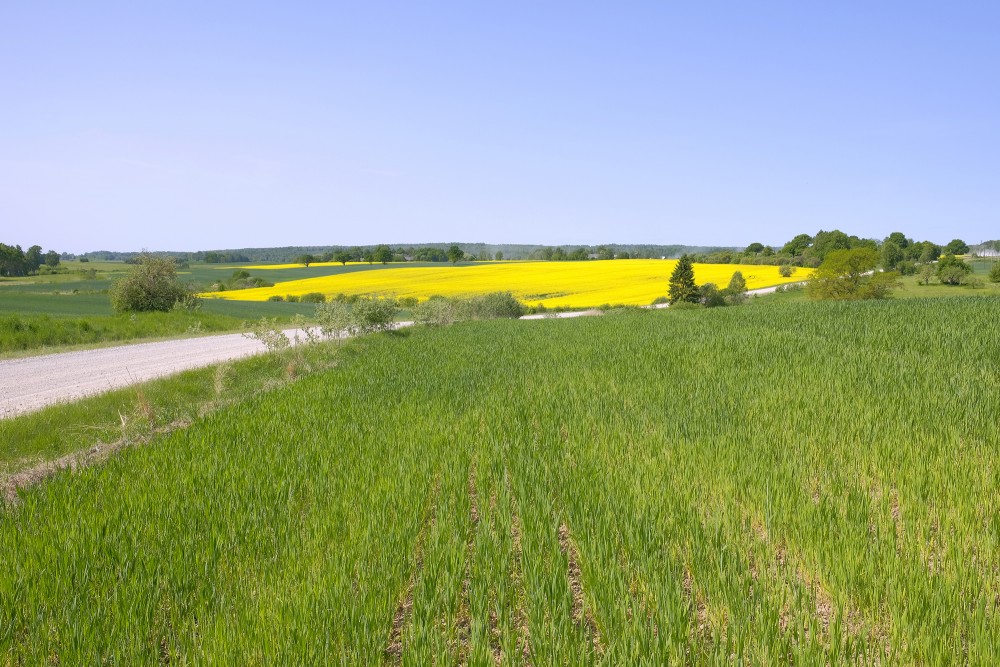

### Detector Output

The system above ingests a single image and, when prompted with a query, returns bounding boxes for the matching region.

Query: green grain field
[2,298,999,664]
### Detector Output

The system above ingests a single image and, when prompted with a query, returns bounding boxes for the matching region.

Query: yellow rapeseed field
[201,260,812,308]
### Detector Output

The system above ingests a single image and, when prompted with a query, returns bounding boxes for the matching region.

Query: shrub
[457,292,526,320]
[778,264,795,278]
[699,283,726,308]
[650,296,669,305]
[267,295,284,302]
[314,301,353,343]
[723,271,748,305]
[936,255,972,285]
[896,260,917,276]
[413,297,457,326]
[989,263,1000,283]
[350,297,399,335]
[109,255,191,313]
[300,292,327,304]
[285,294,300,303]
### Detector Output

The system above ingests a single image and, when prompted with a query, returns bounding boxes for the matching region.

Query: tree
[885,232,910,249]
[44,250,60,268]
[373,244,393,264]
[807,247,900,300]
[918,242,941,264]
[109,254,191,312]
[945,239,969,255]
[936,254,972,285]
[881,241,903,271]
[781,233,813,256]
[596,246,615,260]
[778,264,795,278]
[495,251,503,261]
[918,263,935,285]
[447,245,464,264]
[745,242,765,254]
[296,254,316,267]
[809,229,853,262]
[989,263,1000,283]
[668,254,699,305]
[723,271,747,305]
[334,250,352,266]
[0,243,27,277]
[25,245,43,273]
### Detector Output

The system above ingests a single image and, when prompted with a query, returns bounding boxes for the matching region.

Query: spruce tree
[668,254,699,304]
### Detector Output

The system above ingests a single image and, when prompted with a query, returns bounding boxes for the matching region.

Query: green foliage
[373,244,394,264]
[699,282,725,308]
[989,263,1000,283]
[945,239,969,255]
[808,248,900,300]
[723,271,748,305]
[881,240,903,270]
[447,245,464,264]
[299,292,327,303]
[777,264,795,278]
[349,297,399,335]
[781,233,813,256]
[412,292,526,325]
[108,255,191,313]
[668,254,699,304]
[936,254,973,285]
[412,296,458,326]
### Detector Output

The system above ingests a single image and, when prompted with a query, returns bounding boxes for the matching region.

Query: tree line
[0,243,61,277]
[691,229,970,269]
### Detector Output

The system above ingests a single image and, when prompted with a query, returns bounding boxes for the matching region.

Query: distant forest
[65,235,997,265]
[73,243,734,264]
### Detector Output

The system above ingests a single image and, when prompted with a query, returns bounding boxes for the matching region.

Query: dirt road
[0,330,311,419]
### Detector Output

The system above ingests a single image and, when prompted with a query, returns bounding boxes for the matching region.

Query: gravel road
[0,329,312,419]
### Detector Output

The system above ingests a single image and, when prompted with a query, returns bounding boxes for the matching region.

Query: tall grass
[2,297,999,663]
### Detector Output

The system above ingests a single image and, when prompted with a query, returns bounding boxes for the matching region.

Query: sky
[1,2,998,253]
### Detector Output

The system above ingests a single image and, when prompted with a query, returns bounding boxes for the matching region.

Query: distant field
[201,260,811,308]
[758,259,1000,303]
[0,262,319,354]
[3,299,998,663]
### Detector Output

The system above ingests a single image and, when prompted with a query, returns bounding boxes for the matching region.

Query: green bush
[267,295,284,302]
[300,292,327,304]
[349,297,399,335]
[109,255,191,313]
[989,263,1000,283]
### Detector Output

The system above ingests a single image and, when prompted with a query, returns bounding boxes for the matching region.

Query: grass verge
[0,336,350,484]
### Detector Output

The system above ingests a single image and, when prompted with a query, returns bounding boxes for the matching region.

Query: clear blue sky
[2,2,998,253]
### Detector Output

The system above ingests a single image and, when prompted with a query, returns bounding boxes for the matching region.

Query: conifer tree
[668,254,699,304]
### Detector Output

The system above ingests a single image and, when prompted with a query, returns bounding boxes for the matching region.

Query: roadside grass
[0,336,349,478]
